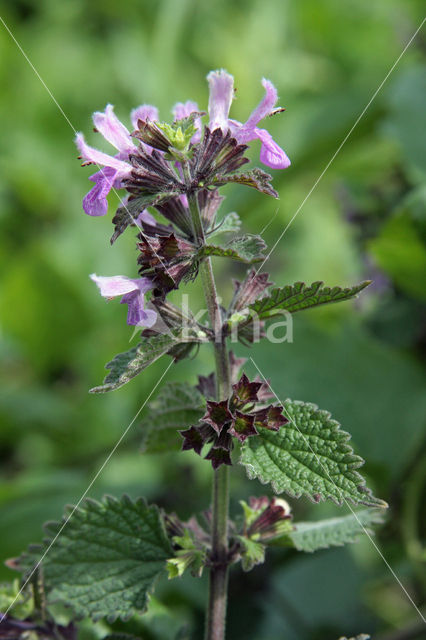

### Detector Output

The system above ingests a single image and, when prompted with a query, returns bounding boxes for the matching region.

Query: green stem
[184,166,231,640]
[200,259,231,640]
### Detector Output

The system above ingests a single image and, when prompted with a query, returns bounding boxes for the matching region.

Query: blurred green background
[0,0,425,638]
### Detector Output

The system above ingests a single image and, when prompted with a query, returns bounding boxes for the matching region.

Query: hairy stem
[200,258,231,640]
[184,168,231,640]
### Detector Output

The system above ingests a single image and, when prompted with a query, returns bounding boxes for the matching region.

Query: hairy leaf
[249,281,370,318]
[210,211,242,236]
[17,496,172,621]
[90,330,202,393]
[240,400,387,507]
[280,509,384,552]
[140,382,205,452]
[214,168,278,198]
[0,579,34,619]
[235,535,265,572]
[201,234,266,263]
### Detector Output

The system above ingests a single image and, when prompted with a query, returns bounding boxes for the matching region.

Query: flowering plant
[3,70,386,640]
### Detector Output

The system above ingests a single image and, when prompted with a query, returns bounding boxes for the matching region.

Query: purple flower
[130,104,159,129]
[76,71,289,220]
[90,274,157,327]
[76,103,158,217]
[207,70,290,170]
[136,208,157,226]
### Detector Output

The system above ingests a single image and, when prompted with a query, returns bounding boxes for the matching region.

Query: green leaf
[0,579,34,619]
[280,509,384,552]
[157,113,201,152]
[17,496,172,622]
[210,211,242,236]
[140,382,205,453]
[368,212,426,301]
[235,535,265,572]
[249,281,370,318]
[166,551,205,580]
[201,234,266,263]
[167,528,206,579]
[214,168,278,198]
[240,400,387,507]
[90,330,202,393]
[103,634,142,640]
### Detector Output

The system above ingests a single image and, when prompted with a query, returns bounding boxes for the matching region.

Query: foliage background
[0,0,425,638]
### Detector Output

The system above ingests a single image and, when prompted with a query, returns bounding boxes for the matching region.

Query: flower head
[180,373,288,468]
[90,274,157,327]
[76,102,159,217]
[76,70,289,233]
[207,72,290,170]
[244,496,292,541]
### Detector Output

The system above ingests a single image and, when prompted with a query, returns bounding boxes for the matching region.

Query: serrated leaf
[140,383,205,453]
[249,281,370,318]
[214,168,278,198]
[210,212,242,237]
[280,509,384,552]
[17,496,172,622]
[0,579,34,619]
[235,536,265,572]
[90,330,202,393]
[240,400,387,507]
[201,234,266,264]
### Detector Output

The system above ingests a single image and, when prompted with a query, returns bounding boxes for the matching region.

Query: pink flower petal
[75,133,132,176]
[244,79,278,129]
[130,104,159,129]
[83,167,117,216]
[141,308,158,328]
[90,274,140,297]
[136,209,157,226]
[120,290,157,326]
[135,277,155,294]
[256,128,291,169]
[172,101,199,120]
[93,104,135,154]
[207,69,234,131]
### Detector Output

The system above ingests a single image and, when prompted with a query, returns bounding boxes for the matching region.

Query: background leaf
[284,509,384,552]
[140,382,205,452]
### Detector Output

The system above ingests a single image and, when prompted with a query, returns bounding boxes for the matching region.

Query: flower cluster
[77,70,290,326]
[243,496,292,541]
[180,373,288,469]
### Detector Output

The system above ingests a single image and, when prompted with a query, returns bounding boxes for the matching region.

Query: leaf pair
[141,384,386,508]
[15,498,383,622]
